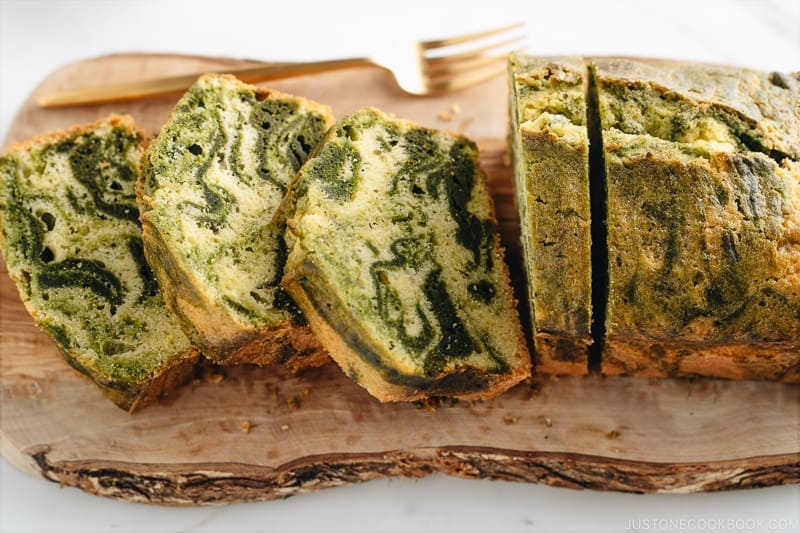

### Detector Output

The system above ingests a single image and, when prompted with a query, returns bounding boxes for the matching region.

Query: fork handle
[37,57,374,108]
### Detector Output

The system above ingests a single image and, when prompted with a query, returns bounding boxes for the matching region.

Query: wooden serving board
[1,54,798,504]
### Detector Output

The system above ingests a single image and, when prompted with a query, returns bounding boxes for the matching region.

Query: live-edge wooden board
[1,53,798,504]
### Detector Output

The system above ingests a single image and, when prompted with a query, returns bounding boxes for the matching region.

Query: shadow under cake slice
[138,74,335,368]
[281,107,531,402]
[0,115,199,411]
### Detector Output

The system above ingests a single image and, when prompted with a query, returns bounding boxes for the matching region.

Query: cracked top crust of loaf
[508,53,592,373]
[138,74,334,365]
[592,58,800,160]
[0,115,199,411]
[281,107,530,401]
[595,59,800,346]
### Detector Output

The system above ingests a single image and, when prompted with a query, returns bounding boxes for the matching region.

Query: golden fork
[38,23,527,107]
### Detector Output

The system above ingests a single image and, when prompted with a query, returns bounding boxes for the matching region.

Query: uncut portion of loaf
[282,107,530,402]
[139,74,334,367]
[0,115,199,411]
[594,58,800,381]
[508,53,592,375]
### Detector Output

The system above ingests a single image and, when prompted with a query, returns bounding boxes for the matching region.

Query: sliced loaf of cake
[593,58,800,381]
[0,115,199,411]
[281,107,530,401]
[138,74,335,367]
[508,53,592,374]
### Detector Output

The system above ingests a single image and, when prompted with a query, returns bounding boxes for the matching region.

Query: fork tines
[420,22,528,92]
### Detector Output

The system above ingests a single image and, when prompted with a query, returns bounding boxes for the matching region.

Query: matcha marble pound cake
[0,116,200,411]
[139,74,334,367]
[281,108,530,402]
[509,53,592,375]
[593,59,800,381]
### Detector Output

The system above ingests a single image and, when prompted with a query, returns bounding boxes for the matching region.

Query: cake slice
[592,58,800,381]
[508,53,593,374]
[0,115,199,411]
[138,74,335,367]
[281,108,530,401]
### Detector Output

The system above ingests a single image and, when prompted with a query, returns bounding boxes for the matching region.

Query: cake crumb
[527,381,541,400]
[503,414,519,425]
[98,161,110,170]
[413,398,437,411]
[606,430,621,440]
[206,372,224,384]
[240,421,251,433]
[544,417,552,428]
[438,104,461,122]
[280,424,290,431]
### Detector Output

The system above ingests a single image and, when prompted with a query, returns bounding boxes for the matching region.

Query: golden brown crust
[30,324,200,413]
[283,268,529,402]
[533,333,591,376]
[126,348,200,413]
[603,338,800,382]
[1,114,140,158]
[204,73,334,121]
[282,272,407,402]
[214,321,329,369]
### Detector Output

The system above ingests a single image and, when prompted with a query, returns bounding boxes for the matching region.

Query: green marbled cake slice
[139,74,334,366]
[282,107,530,402]
[593,59,800,381]
[508,53,592,375]
[0,115,199,411]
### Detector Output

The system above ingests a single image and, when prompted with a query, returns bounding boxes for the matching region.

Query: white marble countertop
[1,1,799,532]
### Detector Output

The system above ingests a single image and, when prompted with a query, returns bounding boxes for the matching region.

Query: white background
[1,1,799,532]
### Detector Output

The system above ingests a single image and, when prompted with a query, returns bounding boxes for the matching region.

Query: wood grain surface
[1,53,798,504]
